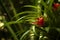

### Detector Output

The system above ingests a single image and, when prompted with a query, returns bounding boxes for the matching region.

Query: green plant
[0,0,60,40]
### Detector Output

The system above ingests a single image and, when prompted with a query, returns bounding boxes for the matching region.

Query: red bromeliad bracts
[32,17,44,27]
[53,3,60,10]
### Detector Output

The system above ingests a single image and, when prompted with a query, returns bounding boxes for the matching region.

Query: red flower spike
[36,17,44,26]
[53,3,60,9]
[32,17,44,27]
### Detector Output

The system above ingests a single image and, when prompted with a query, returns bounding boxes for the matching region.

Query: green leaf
[45,27,50,33]
[23,5,37,9]
[20,30,30,40]
[56,28,60,33]
[4,20,18,40]
[12,11,38,19]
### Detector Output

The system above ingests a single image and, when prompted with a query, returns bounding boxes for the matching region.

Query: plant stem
[29,25,36,40]
[0,0,19,34]
[4,21,18,40]
[8,0,23,31]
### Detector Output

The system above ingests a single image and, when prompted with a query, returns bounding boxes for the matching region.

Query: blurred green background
[0,0,60,40]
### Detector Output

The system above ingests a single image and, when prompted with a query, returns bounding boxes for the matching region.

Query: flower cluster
[53,3,60,10]
[32,17,44,27]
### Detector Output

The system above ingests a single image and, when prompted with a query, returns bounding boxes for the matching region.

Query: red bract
[37,17,44,26]
[32,17,44,27]
[53,3,60,9]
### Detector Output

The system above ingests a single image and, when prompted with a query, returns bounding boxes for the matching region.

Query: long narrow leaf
[12,11,38,19]
[4,20,18,40]
[20,30,30,40]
